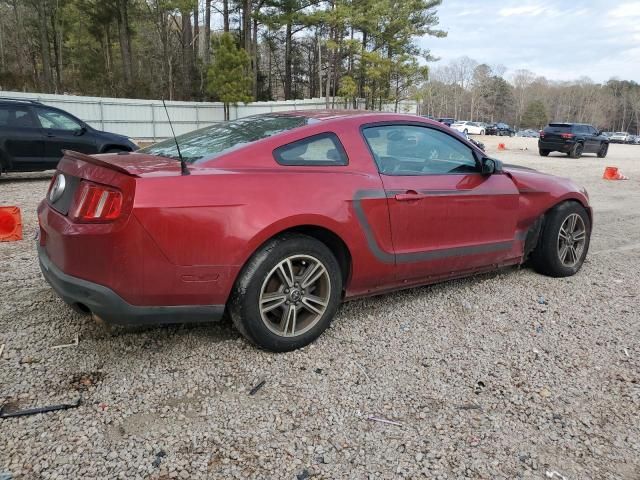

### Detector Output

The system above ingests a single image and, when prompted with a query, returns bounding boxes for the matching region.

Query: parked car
[516,129,540,138]
[38,111,592,352]
[609,132,632,144]
[437,117,456,127]
[538,123,609,158]
[485,123,515,136]
[454,128,485,151]
[451,121,486,135]
[0,98,138,176]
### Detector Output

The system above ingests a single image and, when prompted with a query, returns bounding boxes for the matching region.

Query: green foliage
[521,100,548,129]
[207,33,252,118]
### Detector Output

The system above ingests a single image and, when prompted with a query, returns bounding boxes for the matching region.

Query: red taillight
[560,133,574,139]
[539,131,545,138]
[72,181,123,222]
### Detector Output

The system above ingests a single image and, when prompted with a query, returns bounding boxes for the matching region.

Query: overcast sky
[418,0,640,83]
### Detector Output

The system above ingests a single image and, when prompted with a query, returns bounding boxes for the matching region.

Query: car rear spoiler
[62,150,136,176]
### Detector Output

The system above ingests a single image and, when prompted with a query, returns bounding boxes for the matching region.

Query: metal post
[99,100,105,131]
[151,103,157,142]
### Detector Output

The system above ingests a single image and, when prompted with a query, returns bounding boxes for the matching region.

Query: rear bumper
[538,140,573,152]
[38,245,225,326]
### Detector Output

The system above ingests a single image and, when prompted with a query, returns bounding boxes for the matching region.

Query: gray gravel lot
[1,137,639,479]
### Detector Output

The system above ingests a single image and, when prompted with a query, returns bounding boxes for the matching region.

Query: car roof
[0,98,42,106]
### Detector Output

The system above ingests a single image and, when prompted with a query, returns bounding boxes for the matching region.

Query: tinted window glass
[141,115,312,163]
[363,125,478,176]
[544,124,572,133]
[0,106,36,128]
[36,108,82,130]
[274,133,348,166]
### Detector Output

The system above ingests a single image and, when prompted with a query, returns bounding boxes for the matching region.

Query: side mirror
[481,157,496,175]
[74,126,87,136]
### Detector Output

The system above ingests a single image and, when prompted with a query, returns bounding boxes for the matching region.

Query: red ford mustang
[38,111,592,351]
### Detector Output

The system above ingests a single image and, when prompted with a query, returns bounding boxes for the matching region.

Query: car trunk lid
[60,150,185,177]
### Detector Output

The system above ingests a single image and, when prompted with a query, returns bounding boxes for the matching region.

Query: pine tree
[207,33,252,120]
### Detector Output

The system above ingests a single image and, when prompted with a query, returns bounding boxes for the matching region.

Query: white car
[610,132,631,143]
[451,121,486,135]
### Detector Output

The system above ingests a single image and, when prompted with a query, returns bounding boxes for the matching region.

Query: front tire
[530,202,591,277]
[229,234,343,352]
[597,143,609,158]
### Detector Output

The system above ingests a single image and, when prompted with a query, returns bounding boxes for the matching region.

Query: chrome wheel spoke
[559,227,570,241]
[573,231,586,241]
[260,292,287,314]
[277,259,295,287]
[281,304,297,336]
[301,261,326,289]
[301,294,327,316]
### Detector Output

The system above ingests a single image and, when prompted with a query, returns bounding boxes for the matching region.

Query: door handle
[394,190,426,202]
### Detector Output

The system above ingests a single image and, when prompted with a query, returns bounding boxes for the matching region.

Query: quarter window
[274,133,348,166]
[362,125,479,175]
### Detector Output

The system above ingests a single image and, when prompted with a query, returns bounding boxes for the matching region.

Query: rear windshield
[140,114,312,163]
[544,123,572,133]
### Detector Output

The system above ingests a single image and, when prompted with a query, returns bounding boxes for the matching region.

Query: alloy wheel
[259,255,331,337]
[557,213,587,267]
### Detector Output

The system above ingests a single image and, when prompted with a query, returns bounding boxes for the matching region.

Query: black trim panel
[38,246,224,326]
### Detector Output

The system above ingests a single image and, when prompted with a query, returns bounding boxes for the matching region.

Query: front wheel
[480,130,485,135]
[530,202,591,277]
[597,143,609,158]
[229,234,343,352]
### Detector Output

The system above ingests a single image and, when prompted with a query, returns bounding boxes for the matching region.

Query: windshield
[140,114,311,163]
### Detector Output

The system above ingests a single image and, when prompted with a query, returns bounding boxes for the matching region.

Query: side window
[363,125,479,176]
[0,106,37,128]
[274,133,348,166]
[35,108,82,131]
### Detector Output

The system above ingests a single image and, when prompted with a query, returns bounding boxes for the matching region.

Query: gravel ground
[1,137,639,479]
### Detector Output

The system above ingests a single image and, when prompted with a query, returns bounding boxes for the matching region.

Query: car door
[34,107,97,164]
[361,123,520,282]
[0,104,46,169]
[585,126,600,152]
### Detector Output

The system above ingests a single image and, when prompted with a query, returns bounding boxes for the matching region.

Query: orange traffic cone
[498,143,506,150]
[0,206,22,242]
[603,166,629,180]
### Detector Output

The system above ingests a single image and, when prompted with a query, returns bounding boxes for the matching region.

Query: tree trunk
[116,0,133,92]
[223,0,229,33]
[358,31,367,102]
[193,4,199,61]
[37,1,53,92]
[252,18,259,99]
[204,0,212,65]
[284,22,292,100]
[181,9,194,99]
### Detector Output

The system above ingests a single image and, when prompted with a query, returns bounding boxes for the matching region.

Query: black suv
[0,98,138,175]
[485,123,515,136]
[538,123,608,158]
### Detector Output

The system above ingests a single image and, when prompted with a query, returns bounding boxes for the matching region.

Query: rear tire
[539,149,550,157]
[569,142,583,158]
[530,202,591,277]
[229,234,342,352]
[597,143,609,158]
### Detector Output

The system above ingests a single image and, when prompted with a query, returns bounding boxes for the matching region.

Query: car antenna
[162,98,190,176]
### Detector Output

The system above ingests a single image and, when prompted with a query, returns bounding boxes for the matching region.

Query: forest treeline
[0,1,638,130]
[0,0,443,113]
[421,57,640,132]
